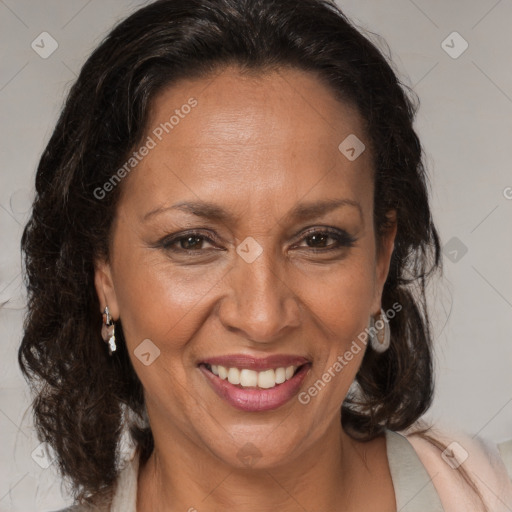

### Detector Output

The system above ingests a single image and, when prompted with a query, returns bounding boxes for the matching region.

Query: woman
[18,0,512,510]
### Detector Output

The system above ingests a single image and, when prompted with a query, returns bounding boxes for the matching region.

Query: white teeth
[275,367,286,384]
[209,364,300,388]
[227,367,240,385]
[240,369,258,387]
[258,369,276,389]
[218,365,228,380]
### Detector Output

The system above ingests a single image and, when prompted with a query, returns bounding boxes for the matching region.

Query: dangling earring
[101,306,117,355]
[369,308,390,353]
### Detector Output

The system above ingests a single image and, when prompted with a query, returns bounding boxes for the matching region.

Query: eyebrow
[143,198,363,224]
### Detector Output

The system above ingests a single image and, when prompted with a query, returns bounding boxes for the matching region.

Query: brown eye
[296,228,357,251]
[158,231,218,253]
[179,235,207,250]
[305,233,333,248]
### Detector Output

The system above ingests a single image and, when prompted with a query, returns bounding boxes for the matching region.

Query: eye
[158,231,219,253]
[294,228,357,252]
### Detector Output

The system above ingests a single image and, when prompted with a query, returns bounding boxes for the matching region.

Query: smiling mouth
[199,359,312,412]
[200,363,307,389]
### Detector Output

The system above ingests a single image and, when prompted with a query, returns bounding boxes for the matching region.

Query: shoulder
[402,425,512,512]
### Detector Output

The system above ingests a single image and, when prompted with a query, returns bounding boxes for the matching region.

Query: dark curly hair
[19,0,443,505]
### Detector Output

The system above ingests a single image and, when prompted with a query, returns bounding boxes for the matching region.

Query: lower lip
[199,364,311,412]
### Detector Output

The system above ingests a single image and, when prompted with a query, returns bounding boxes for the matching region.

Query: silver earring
[369,308,390,353]
[101,306,117,355]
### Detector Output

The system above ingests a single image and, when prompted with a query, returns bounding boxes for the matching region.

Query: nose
[217,247,302,344]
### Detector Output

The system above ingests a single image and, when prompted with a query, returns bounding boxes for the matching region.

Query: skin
[95,65,398,511]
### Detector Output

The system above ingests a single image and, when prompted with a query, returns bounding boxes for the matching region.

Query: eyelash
[157,227,357,255]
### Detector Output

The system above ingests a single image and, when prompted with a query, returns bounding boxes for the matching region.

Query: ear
[94,259,120,320]
[371,209,397,314]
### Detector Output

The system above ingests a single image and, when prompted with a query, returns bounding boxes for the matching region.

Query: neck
[136,420,387,512]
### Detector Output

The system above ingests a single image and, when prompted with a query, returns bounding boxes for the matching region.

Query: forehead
[147,65,366,152]
[118,65,373,220]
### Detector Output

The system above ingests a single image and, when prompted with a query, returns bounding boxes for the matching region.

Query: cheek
[303,258,376,335]
[112,247,229,354]
[293,259,375,420]
[296,252,376,392]
[111,254,229,419]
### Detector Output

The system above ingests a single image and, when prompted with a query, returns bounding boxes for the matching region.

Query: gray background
[1,0,511,510]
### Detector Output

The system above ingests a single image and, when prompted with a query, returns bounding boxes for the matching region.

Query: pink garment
[405,427,512,511]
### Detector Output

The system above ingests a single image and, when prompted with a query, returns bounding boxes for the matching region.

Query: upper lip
[200,354,311,371]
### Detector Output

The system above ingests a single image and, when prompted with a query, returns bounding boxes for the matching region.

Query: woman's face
[95,66,396,468]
